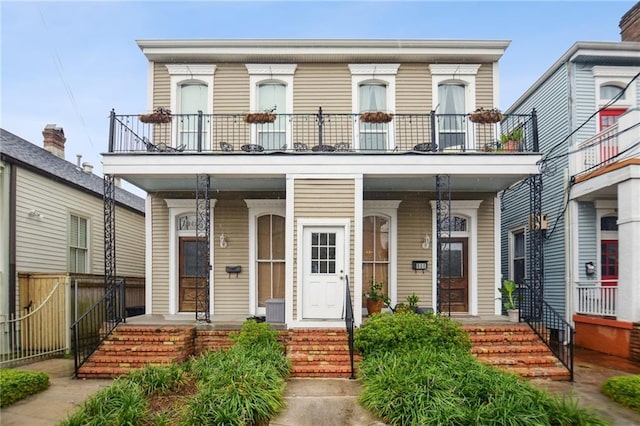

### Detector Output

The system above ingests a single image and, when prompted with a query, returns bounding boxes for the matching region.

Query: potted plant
[364,278,389,315]
[499,127,523,152]
[139,107,172,124]
[406,293,419,313]
[500,279,519,322]
[469,107,503,124]
[359,111,394,123]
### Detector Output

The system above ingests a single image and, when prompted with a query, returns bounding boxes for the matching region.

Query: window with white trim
[363,215,390,298]
[257,214,285,307]
[69,214,88,273]
[350,64,399,151]
[510,228,525,285]
[179,82,208,150]
[593,66,639,131]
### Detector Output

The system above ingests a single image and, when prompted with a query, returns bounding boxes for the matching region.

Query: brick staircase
[464,324,570,381]
[286,328,358,378]
[76,325,196,379]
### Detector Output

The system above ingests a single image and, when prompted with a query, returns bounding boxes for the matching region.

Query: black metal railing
[70,278,126,377]
[519,282,575,381]
[108,108,539,154]
[344,275,356,380]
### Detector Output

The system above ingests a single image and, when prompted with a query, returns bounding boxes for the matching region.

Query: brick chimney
[42,124,66,159]
[620,1,640,41]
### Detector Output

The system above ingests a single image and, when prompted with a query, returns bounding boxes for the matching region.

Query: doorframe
[294,218,350,328]
[166,199,216,316]
[429,200,481,315]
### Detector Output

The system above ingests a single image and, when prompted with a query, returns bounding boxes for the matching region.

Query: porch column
[617,178,640,322]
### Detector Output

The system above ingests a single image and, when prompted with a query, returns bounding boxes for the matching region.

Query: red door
[601,240,618,287]
[599,109,624,164]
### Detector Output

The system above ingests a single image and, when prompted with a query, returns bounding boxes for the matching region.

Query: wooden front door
[179,237,207,312]
[601,239,618,287]
[438,238,469,313]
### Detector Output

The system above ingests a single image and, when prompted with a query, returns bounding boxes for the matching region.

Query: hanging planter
[469,107,503,124]
[139,107,172,124]
[359,111,394,124]
[243,112,277,124]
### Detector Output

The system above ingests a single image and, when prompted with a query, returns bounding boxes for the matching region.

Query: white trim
[363,200,401,308]
[569,199,580,322]
[285,177,295,325]
[354,177,364,326]
[493,196,501,314]
[593,66,639,112]
[147,62,154,112]
[165,198,217,315]
[145,195,153,314]
[492,62,500,109]
[293,217,351,327]
[245,199,286,316]
[429,200,482,315]
[595,201,618,285]
[350,64,399,150]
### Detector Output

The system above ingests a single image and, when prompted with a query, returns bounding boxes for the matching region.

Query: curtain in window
[359,84,388,150]
[359,84,386,112]
[600,85,625,101]
[438,84,466,149]
[258,83,286,150]
[362,215,390,303]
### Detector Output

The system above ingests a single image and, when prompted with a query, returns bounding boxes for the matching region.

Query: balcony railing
[575,284,617,317]
[108,108,539,154]
[571,124,619,178]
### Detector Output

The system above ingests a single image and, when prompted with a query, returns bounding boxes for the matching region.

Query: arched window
[257,214,285,307]
[257,82,286,150]
[363,215,390,299]
[179,82,208,150]
[600,84,625,101]
[438,83,466,150]
[359,82,388,150]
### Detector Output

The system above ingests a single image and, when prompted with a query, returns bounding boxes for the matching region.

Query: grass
[0,368,50,407]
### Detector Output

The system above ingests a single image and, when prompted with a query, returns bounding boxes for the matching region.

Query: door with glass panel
[179,83,208,150]
[437,84,466,151]
[302,227,345,319]
[359,83,388,150]
[179,237,208,312]
[362,215,389,306]
[257,82,286,150]
[438,238,468,313]
[256,215,285,314]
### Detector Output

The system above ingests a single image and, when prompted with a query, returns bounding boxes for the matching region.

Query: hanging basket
[469,108,503,124]
[359,112,394,124]
[243,112,277,124]
[139,107,172,124]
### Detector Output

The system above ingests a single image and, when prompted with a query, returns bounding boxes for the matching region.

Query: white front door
[302,226,345,319]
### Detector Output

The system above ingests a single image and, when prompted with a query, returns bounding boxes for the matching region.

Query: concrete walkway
[2,349,640,426]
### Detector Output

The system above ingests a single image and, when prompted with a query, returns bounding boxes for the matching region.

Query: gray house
[501,41,640,360]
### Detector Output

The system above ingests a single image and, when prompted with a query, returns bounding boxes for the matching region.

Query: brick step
[288,353,359,364]
[469,334,540,345]
[463,325,533,334]
[77,366,136,379]
[472,344,551,355]
[287,344,351,354]
[105,335,194,344]
[95,344,189,354]
[287,335,349,344]
[475,355,562,368]
[290,364,357,378]
[85,354,188,365]
[502,366,571,381]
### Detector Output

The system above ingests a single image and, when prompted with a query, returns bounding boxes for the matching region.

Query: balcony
[108,109,539,155]
[575,284,617,317]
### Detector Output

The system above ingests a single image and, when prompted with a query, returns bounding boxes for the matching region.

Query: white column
[617,178,640,322]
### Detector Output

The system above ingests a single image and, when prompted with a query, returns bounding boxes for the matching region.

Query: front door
[302,227,345,319]
[438,238,469,313]
[179,237,207,312]
[601,240,618,287]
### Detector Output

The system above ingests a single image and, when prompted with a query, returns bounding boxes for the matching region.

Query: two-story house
[103,39,541,329]
[501,40,640,360]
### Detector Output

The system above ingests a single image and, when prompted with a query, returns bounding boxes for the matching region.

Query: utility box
[266,298,285,323]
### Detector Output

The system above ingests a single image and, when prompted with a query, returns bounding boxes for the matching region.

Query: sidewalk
[2,348,639,426]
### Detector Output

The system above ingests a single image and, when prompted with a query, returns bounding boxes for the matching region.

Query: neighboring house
[102,39,542,329]
[0,126,145,328]
[501,41,640,359]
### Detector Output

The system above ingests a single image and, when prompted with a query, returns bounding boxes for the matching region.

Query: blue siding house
[501,41,640,360]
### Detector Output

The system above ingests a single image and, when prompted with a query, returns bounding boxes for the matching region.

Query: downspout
[9,164,16,318]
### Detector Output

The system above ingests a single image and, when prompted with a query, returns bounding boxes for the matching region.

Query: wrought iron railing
[108,108,538,154]
[519,282,574,381]
[70,278,126,377]
[575,284,617,317]
[344,275,356,380]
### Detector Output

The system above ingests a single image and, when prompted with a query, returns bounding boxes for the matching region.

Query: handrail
[344,275,355,380]
[519,282,575,381]
[70,278,126,377]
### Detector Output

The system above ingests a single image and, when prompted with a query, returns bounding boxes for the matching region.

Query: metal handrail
[519,282,575,381]
[70,278,126,377]
[344,275,355,380]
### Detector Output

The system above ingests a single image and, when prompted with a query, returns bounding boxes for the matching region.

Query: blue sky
[1,1,635,194]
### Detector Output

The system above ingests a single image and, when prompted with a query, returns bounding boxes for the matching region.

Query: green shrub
[354,311,471,357]
[230,319,283,350]
[125,363,186,396]
[602,374,640,412]
[60,378,149,426]
[0,368,50,407]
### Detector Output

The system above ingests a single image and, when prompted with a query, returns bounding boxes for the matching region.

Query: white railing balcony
[571,125,619,177]
[575,284,617,317]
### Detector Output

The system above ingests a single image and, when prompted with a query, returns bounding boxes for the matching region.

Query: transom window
[600,216,618,231]
[257,215,285,307]
[363,215,390,297]
[69,214,88,273]
[442,216,467,232]
[600,84,625,101]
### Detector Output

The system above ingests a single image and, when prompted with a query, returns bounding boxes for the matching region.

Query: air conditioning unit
[528,214,548,231]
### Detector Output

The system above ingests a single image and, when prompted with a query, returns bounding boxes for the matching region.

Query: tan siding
[476,64,495,108]
[213,64,250,113]
[476,194,496,315]
[396,198,433,305]
[153,63,171,110]
[294,64,352,113]
[396,64,431,113]
[14,168,144,277]
[213,199,250,315]
[294,179,356,317]
[151,195,169,313]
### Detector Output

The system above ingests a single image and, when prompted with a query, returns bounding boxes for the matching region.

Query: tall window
[359,83,388,150]
[69,215,88,273]
[363,215,390,298]
[179,82,208,150]
[438,83,466,150]
[258,82,286,150]
[512,229,525,285]
[257,214,285,307]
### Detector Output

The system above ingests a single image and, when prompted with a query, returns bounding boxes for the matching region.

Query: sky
[1,1,635,196]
